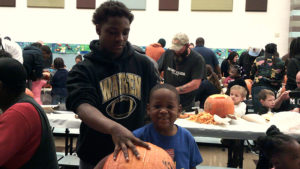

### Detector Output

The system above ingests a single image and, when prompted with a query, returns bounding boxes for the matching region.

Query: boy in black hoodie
[66,1,159,168]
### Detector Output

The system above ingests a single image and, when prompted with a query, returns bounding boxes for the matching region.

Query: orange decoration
[244,79,252,95]
[204,94,234,118]
[25,88,34,98]
[102,142,175,169]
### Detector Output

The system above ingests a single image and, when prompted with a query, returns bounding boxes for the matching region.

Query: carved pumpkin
[25,88,34,98]
[204,94,234,118]
[245,79,252,96]
[102,142,175,169]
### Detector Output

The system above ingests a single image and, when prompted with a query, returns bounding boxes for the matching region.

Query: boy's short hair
[92,1,134,25]
[53,57,65,69]
[230,85,247,98]
[75,54,82,61]
[258,89,275,101]
[149,83,180,104]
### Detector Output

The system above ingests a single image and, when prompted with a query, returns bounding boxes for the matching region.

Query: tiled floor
[54,137,258,169]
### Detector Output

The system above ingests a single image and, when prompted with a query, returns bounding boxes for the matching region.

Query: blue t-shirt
[133,123,202,169]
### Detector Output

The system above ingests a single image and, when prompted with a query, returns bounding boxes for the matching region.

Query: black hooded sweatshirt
[66,40,158,165]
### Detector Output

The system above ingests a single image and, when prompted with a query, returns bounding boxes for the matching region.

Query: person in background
[256,125,300,169]
[0,36,23,63]
[158,33,205,112]
[66,1,158,168]
[221,51,238,77]
[50,57,68,105]
[22,42,44,89]
[41,45,53,69]
[257,89,275,115]
[250,43,285,113]
[0,57,58,169]
[133,84,203,169]
[145,38,166,62]
[193,37,221,78]
[75,54,83,64]
[189,42,195,48]
[195,65,221,108]
[286,37,300,90]
[239,47,264,79]
[225,65,249,99]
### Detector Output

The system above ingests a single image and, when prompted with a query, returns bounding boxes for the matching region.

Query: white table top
[47,112,81,129]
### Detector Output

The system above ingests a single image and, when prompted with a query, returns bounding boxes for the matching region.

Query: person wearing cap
[0,57,58,169]
[145,38,166,62]
[158,33,205,112]
[250,43,285,113]
[193,37,221,78]
[239,47,264,79]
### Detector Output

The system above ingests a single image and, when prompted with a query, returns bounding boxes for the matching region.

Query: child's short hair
[92,1,134,25]
[53,57,65,69]
[150,84,180,103]
[230,85,247,98]
[75,54,82,61]
[258,89,275,101]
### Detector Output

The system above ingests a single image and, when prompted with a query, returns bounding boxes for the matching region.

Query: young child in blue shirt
[133,83,202,169]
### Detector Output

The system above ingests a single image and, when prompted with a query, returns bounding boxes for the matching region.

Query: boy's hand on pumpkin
[111,124,150,161]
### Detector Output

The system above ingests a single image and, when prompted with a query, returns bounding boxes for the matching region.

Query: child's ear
[146,103,150,116]
[177,104,182,117]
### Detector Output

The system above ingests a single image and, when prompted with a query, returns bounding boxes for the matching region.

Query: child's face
[272,140,300,169]
[260,95,275,109]
[147,88,181,133]
[230,89,244,105]
[229,68,238,78]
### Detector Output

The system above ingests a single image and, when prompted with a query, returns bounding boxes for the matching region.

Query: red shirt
[0,103,41,169]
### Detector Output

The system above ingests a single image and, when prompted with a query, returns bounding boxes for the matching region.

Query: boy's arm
[274,91,290,110]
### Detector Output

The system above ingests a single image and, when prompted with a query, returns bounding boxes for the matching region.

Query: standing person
[41,45,53,69]
[0,57,58,169]
[158,33,205,112]
[66,1,159,168]
[250,43,285,113]
[145,38,166,62]
[51,57,68,105]
[239,47,264,79]
[133,84,203,169]
[193,37,221,78]
[221,51,238,77]
[75,54,83,64]
[0,36,23,63]
[286,37,300,90]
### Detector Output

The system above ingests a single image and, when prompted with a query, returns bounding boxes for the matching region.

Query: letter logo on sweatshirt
[99,73,141,119]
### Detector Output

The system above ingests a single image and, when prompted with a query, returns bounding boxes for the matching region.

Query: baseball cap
[248,47,261,57]
[170,33,189,51]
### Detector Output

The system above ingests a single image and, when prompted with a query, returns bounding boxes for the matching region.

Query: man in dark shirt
[158,33,205,112]
[193,37,221,78]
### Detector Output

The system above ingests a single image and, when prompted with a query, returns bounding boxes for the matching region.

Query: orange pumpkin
[244,79,252,95]
[204,94,234,118]
[102,142,175,169]
[25,88,34,98]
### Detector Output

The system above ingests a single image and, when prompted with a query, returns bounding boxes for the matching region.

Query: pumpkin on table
[204,94,234,118]
[101,142,175,169]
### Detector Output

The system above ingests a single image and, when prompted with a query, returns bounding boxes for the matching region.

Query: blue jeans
[251,85,275,113]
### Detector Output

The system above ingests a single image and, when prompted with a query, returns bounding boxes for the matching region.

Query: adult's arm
[249,58,257,80]
[176,79,201,94]
[286,59,299,90]
[274,90,290,110]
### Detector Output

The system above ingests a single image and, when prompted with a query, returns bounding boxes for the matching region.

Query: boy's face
[147,88,181,132]
[96,16,130,58]
[230,89,244,105]
[260,95,275,109]
[271,140,300,169]
[75,58,82,64]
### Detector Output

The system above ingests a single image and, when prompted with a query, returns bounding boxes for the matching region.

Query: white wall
[0,0,290,56]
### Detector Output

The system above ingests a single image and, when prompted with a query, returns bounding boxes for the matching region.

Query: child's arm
[274,90,290,109]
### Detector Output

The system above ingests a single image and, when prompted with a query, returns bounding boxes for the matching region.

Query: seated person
[256,125,300,169]
[257,89,276,114]
[225,65,249,99]
[0,57,58,168]
[133,84,203,169]
[230,85,247,118]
